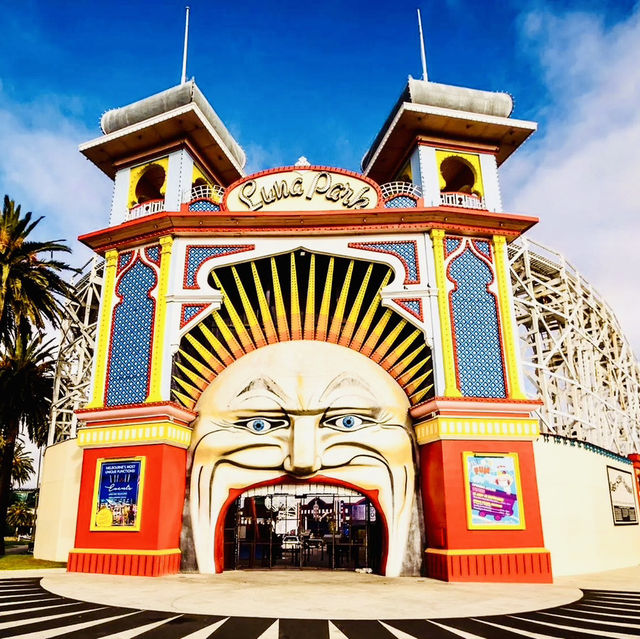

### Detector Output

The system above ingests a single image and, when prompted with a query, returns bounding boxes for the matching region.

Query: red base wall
[426,550,552,583]
[421,439,552,583]
[68,551,181,576]
[71,444,186,576]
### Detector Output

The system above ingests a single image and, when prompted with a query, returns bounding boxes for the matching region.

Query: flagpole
[181,6,190,84]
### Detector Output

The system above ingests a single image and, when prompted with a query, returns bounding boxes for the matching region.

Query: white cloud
[502,5,640,356]
[0,91,112,267]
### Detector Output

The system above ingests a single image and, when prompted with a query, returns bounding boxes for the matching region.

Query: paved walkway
[0,565,638,638]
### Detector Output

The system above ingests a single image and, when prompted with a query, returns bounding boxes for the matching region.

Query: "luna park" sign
[224,167,381,212]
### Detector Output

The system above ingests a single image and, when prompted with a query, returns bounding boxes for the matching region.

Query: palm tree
[0,336,55,552]
[7,501,34,538]
[0,195,75,555]
[0,195,75,342]
[11,441,35,488]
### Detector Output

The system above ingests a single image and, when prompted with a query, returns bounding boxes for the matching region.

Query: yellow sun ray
[173,375,201,400]
[251,262,278,344]
[179,348,220,379]
[349,271,391,351]
[380,329,421,370]
[404,371,433,396]
[339,263,373,347]
[328,260,354,343]
[389,345,427,379]
[370,319,407,363]
[360,308,393,357]
[409,385,433,404]
[290,253,302,340]
[271,257,290,341]
[316,257,334,342]
[172,389,195,410]
[232,266,266,347]
[211,272,255,353]
[303,254,316,340]
[198,323,234,365]
[397,358,432,387]
[176,362,209,391]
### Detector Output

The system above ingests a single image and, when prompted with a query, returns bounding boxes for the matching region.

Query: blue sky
[1,0,640,350]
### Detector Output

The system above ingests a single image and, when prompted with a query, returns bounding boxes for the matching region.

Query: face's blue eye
[247,418,269,432]
[334,415,363,429]
[236,417,289,433]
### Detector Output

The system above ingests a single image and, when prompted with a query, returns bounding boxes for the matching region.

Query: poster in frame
[463,452,525,530]
[90,457,146,532]
[607,465,638,526]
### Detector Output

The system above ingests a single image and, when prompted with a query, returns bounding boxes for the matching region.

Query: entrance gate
[223,486,383,572]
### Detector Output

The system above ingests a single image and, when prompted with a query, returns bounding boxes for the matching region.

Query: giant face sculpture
[189,340,415,577]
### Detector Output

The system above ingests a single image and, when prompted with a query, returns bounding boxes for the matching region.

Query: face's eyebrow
[318,373,377,404]
[235,376,289,403]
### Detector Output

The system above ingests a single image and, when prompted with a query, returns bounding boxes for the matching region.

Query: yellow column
[86,249,118,408]
[146,236,174,402]
[493,235,526,399]
[431,229,462,397]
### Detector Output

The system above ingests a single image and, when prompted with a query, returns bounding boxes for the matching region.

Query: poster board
[463,452,525,530]
[90,457,145,531]
[607,466,638,526]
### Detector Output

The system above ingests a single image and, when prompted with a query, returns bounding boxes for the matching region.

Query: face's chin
[188,341,416,577]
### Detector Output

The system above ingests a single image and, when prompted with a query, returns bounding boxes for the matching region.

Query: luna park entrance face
[223,483,384,572]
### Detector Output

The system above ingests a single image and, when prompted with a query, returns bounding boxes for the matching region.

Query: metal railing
[187,184,225,203]
[439,192,485,209]
[380,182,422,199]
[127,199,165,220]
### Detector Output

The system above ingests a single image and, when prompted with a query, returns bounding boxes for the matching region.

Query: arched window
[440,156,477,195]
[134,164,165,204]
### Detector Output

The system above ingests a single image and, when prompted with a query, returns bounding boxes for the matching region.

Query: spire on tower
[417,8,428,82]
[181,6,191,84]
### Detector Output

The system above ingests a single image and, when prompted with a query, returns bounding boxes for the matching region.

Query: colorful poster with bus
[463,452,525,530]
[90,458,145,531]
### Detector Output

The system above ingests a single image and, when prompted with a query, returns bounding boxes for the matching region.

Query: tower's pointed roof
[362,77,537,182]
[80,80,245,185]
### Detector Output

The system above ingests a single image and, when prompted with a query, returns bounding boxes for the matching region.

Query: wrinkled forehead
[196,341,411,414]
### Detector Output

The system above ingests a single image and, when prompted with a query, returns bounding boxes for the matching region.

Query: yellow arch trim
[436,149,484,199]
[493,235,526,399]
[146,236,173,402]
[431,229,462,397]
[87,249,118,408]
[128,157,169,208]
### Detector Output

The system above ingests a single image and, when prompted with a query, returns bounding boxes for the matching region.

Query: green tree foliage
[7,501,34,537]
[11,441,35,488]
[0,196,75,555]
[0,196,74,341]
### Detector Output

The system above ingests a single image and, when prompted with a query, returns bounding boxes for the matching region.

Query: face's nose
[283,414,321,476]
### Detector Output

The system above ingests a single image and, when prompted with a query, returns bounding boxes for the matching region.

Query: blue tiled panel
[183,305,205,323]
[352,242,418,283]
[145,246,160,262]
[185,246,248,288]
[399,299,421,316]
[473,240,491,258]
[106,260,156,406]
[189,200,220,212]
[117,252,132,272]
[449,248,506,398]
[445,238,461,255]
[385,196,416,208]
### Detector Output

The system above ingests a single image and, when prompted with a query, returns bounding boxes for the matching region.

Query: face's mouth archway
[215,477,389,573]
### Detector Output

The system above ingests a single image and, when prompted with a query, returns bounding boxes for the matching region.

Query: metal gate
[223,491,383,572]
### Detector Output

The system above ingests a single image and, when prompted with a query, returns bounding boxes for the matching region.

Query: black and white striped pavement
[1,577,640,638]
